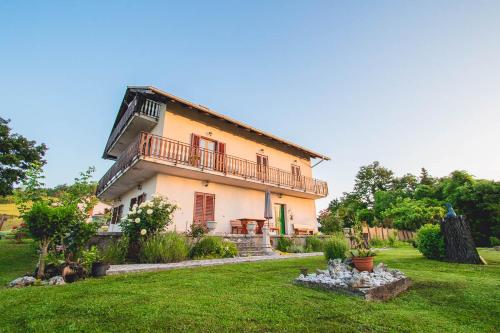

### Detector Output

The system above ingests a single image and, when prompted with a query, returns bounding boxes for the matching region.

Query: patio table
[238,218,267,234]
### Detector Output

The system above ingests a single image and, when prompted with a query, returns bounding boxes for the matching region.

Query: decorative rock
[8,276,36,288]
[47,275,65,286]
[295,260,411,300]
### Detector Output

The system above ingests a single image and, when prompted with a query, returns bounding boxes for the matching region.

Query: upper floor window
[191,133,226,171]
[291,165,301,179]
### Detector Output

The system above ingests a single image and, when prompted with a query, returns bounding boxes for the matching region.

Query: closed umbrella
[264,190,273,228]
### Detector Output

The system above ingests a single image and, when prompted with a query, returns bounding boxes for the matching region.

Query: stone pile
[295,259,411,300]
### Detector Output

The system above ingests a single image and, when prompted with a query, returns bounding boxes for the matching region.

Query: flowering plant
[120,195,178,241]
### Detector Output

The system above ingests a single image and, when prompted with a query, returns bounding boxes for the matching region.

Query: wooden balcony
[97,132,329,200]
[103,96,162,159]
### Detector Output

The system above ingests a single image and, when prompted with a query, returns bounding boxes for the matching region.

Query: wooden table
[238,218,267,234]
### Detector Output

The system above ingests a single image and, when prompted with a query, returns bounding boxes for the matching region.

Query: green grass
[0,240,499,333]
[0,203,22,230]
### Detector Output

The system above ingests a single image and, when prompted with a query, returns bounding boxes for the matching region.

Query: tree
[382,198,444,231]
[419,168,435,186]
[318,208,343,234]
[0,118,47,196]
[23,201,77,278]
[352,161,394,206]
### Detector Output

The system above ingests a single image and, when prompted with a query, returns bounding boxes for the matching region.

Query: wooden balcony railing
[104,96,161,157]
[97,132,329,197]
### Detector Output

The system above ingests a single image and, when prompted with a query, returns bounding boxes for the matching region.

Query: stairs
[229,237,271,257]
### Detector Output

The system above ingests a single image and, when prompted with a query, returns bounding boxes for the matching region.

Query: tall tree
[0,118,47,196]
[352,161,394,207]
[419,168,436,185]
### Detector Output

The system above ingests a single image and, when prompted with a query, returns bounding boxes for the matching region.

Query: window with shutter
[204,194,215,222]
[130,197,137,210]
[257,154,268,180]
[111,207,119,224]
[137,193,146,206]
[193,192,205,224]
[193,192,215,225]
[216,142,226,172]
[117,205,124,223]
[190,133,201,166]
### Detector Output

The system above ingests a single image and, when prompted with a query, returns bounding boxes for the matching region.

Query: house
[97,86,329,235]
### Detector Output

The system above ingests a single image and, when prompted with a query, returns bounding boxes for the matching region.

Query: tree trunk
[441,216,482,264]
[37,240,49,279]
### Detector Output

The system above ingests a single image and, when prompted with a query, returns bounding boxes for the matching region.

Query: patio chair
[230,220,243,234]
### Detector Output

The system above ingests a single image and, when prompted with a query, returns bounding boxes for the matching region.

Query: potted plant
[206,220,217,233]
[83,247,109,278]
[350,248,376,272]
[349,225,376,272]
[246,221,257,236]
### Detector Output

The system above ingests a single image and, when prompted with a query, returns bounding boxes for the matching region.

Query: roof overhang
[104,86,331,161]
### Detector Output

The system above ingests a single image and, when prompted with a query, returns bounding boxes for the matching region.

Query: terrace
[97,132,329,200]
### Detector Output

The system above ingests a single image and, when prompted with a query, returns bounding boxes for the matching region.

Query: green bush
[287,244,306,253]
[277,237,293,252]
[189,236,238,259]
[102,237,129,264]
[489,236,500,247]
[416,224,445,260]
[323,233,348,260]
[305,236,323,252]
[139,232,190,263]
[369,236,387,248]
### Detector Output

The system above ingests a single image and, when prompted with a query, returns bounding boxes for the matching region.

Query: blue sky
[1,1,499,210]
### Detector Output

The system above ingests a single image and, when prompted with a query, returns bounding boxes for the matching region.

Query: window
[111,205,123,224]
[129,193,146,210]
[193,192,215,225]
[291,165,301,179]
[257,154,268,180]
[190,133,226,171]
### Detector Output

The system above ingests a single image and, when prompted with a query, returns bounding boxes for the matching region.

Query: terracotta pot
[352,256,374,272]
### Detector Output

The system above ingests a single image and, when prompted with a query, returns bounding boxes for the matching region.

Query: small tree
[23,201,77,278]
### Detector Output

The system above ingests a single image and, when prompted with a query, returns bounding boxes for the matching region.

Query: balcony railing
[97,132,329,197]
[104,96,162,157]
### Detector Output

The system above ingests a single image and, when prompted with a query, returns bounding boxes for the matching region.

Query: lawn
[0,240,499,333]
[0,202,22,230]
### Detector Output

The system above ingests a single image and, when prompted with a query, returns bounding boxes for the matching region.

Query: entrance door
[274,204,286,235]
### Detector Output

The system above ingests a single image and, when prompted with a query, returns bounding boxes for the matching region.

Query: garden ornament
[445,203,457,218]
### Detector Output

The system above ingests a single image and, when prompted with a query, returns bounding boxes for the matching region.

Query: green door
[274,204,286,235]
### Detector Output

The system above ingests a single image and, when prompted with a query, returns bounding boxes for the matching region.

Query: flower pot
[246,221,257,236]
[206,221,217,233]
[352,256,374,272]
[91,262,110,277]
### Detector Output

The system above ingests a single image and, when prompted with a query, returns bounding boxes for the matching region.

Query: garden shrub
[80,246,100,272]
[323,233,348,260]
[416,223,445,260]
[120,195,178,241]
[102,237,129,264]
[277,237,293,252]
[139,232,190,263]
[305,236,323,252]
[287,244,306,253]
[489,236,500,247]
[369,236,387,248]
[189,236,238,259]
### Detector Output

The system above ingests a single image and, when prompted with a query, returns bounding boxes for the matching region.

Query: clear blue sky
[2,1,499,211]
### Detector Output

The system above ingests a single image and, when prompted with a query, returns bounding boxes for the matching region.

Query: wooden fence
[362,226,415,241]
